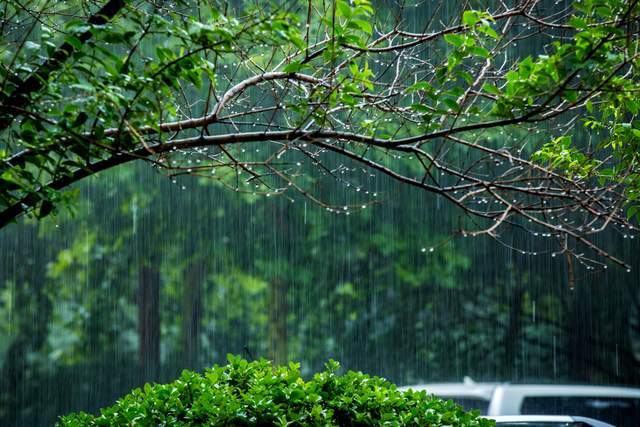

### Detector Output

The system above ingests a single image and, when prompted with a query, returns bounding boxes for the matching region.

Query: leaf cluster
[58,356,493,427]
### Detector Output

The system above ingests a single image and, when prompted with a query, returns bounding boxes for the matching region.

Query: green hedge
[58,356,493,426]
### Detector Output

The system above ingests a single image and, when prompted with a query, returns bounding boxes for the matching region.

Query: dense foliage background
[0,158,638,425]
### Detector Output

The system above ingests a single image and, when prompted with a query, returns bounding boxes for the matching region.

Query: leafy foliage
[2,0,640,267]
[58,356,492,427]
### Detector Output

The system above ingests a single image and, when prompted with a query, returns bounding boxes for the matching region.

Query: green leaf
[443,34,465,47]
[569,16,588,29]
[351,19,372,34]
[24,41,40,51]
[442,98,460,111]
[458,71,474,84]
[564,90,578,103]
[462,11,480,27]
[336,0,352,18]
[288,32,306,50]
[283,61,304,73]
[340,92,356,105]
[71,112,89,128]
[411,103,431,113]
[406,82,433,93]
[478,24,499,40]
[470,46,490,58]
[64,19,90,33]
[482,83,501,95]
[69,83,94,92]
[66,35,84,51]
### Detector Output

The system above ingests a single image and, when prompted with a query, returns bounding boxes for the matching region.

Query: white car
[400,378,640,426]
[487,415,614,427]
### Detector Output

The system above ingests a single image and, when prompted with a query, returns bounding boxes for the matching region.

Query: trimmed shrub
[58,356,493,426]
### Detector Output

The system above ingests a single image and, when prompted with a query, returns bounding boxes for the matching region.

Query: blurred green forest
[0,157,638,426]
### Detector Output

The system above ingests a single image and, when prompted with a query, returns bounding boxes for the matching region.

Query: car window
[520,396,640,427]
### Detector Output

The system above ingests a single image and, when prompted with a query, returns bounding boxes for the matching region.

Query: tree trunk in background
[504,284,525,380]
[0,285,51,424]
[563,287,593,382]
[267,200,291,366]
[269,277,288,365]
[0,227,52,425]
[630,289,640,366]
[182,262,204,370]
[138,265,160,382]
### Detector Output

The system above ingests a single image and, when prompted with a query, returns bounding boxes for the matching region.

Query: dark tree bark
[0,228,51,425]
[563,286,594,382]
[138,265,160,382]
[268,277,289,365]
[182,261,204,370]
[631,289,640,364]
[267,202,290,365]
[504,283,525,380]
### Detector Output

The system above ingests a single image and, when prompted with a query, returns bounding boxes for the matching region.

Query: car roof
[399,382,640,400]
[399,379,640,411]
[491,384,640,397]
